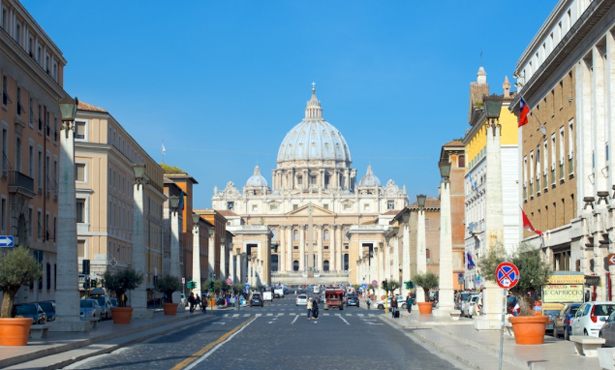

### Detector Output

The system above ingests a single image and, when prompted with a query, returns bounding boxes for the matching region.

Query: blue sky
[24,1,557,208]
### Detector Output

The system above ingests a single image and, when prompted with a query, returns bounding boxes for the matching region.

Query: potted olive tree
[478,242,551,345]
[103,267,143,324]
[155,275,182,315]
[0,246,42,346]
[411,271,439,314]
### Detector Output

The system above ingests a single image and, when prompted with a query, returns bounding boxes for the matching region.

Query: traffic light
[382,280,388,290]
[209,280,214,291]
[91,279,97,288]
[187,281,196,289]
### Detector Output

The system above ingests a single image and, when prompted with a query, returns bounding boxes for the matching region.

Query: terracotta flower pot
[110,307,134,324]
[417,302,434,314]
[509,315,549,345]
[162,303,179,316]
[0,317,33,346]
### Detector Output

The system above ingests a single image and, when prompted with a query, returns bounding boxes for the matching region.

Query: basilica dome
[246,165,268,187]
[277,87,352,165]
[359,165,381,187]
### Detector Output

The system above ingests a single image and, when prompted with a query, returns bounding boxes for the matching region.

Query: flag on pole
[518,97,530,127]
[178,190,185,211]
[522,209,542,235]
[469,176,479,192]
[161,142,166,155]
[466,252,475,269]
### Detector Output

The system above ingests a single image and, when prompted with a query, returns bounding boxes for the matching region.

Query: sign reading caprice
[541,272,585,332]
[542,284,584,303]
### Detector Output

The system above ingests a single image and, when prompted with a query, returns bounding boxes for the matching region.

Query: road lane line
[335,314,350,325]
[291,315,299,325]
[170,317,256,370]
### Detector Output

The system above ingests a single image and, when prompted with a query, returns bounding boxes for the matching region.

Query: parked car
[13,303,47,324]
[110,298,118,307]
[346,295,360,307]
[95,296,114,320]
[600,311,615,346]
[37,301,56,322]
[553,303,582,340]
[374,296,407,310]
[80,299,102,321]
[462,294,481,318]
[571,301,615,337]
[250,293,264,307]
[296,294,308,306]
[456,291,477,310]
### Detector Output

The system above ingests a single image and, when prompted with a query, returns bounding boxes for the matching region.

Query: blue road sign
[0,235,14,247]
[245,283,250,290]
[361,283,367,289]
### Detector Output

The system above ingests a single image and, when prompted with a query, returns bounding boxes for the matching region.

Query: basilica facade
[212,87,408,286]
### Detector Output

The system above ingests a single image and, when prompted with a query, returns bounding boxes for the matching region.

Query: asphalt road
[63,292,465,370]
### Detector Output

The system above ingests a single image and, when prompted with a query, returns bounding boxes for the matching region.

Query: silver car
[80,299,102,321]
[296,294,308,306]
[95,296,113,320]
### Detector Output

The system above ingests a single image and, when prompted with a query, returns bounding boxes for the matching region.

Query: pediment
[286,203,336,216]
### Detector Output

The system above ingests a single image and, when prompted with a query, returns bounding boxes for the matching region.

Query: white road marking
[357,313,365,317]
[212,322,226,325]
[232,314,239,318]
[291,315,299,325]
[223,314,229,318]
[255,314,262,317]
[266,313,273,316]
[243,314,250,317]
[336,314,350,325]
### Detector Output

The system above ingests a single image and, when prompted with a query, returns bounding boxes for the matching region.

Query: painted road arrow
[0,235,14,247]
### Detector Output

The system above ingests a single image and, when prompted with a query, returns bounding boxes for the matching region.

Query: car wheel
[401,303,407,309]
[378,304,384,310]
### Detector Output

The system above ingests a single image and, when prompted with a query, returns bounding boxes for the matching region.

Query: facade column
[192,220,202,295]
[330,225,336,272]
[208,234,215,279]
[235,251,242,284]
[300,226,305,271]
[279,227,285,272]
[383,242,391,285]
[130,173,152,319]
[220,238,226,281]
[336,226,343,271]
[317,225,323,271]
[392,236,400,294]
[416,207,427,302]
[229,247,235,283]
[52,105,89,332]
[286,227,292,272]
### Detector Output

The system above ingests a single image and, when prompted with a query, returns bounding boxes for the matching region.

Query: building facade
[211,87,408,286]
[0,0,67,304]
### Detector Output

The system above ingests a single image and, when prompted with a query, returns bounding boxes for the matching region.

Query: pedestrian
[312,297,319,320]
[188,292,196,312]
[195,294,201,310]
[391,295,398,318]
[406,292,412,314]
[366,296,371,310]
[307,298,313,320]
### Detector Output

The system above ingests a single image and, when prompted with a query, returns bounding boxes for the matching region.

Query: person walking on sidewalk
[307,297,313,320]
[391,295,398,318]
[188,292,196,312]
[366,296,371,310]
[406,293,412,314]
[312,297,319,320]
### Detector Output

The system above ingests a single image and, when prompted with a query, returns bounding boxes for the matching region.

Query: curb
[0,313,213,369]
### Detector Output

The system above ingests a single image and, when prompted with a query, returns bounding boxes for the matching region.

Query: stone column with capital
[236,252,242,283]
[434,178,458,318]
[170,209,181,304]
[220,239,226,281]
[402,224,411,298]
[279,227,285,272]
[286,227,292,272]
[229,247,235,283]
[130,179,153,319]
[192,223,202,295]
[208,234,215,280]
[52,116,90,332]
[330,226,336,272]
[317,225,323,271]
[416,208,427,303]
[299,226,306,271]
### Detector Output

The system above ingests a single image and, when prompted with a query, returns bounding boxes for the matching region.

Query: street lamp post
[53,97,89,331]
[131,164,153,319]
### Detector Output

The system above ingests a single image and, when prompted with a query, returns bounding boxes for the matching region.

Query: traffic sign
[371,280,378,286]
[608,254,615,266]
[245,283,250,290]
[226,277,233,284]
[361,283,367,289]
[182,277,186,284]
[0,235,14,247]
[496,262,520,289]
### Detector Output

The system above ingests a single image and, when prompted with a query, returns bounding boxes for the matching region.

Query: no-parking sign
[495,262,519,289]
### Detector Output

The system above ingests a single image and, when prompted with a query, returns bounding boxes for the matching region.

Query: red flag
[518,97,530,127]
[522,209,542,235]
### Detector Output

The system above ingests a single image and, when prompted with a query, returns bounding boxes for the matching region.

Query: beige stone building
[0,0,67,304]
[211,87,408,286]
[74,102,166,300]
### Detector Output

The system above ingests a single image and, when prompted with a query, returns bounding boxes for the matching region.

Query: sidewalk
[0,306,226,370]
[381,308,601,370]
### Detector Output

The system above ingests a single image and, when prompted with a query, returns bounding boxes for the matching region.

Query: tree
[386,280,400,295]
[232,283,245,294]
[478,242,551,316]
[155,275,182,303]
[411,271,439,302]
[368,284,376,297]
[103,267,144,307]
[0,246,42,318]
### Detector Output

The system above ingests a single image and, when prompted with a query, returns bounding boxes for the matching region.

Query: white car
[296,294,308,306]
[571,301,615,337]
[462,294,481,318]
[374,295,407,310]
[79,299,102,321]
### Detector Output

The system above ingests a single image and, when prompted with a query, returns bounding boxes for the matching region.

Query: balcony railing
[8,171,35,197]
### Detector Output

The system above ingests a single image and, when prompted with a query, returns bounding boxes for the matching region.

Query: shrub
[103,267,144,307]
[0,246,42,318]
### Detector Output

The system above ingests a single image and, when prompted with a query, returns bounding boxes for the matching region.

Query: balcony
[8,171,35,199]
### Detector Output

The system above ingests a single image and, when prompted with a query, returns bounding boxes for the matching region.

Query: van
[274,288,284,298]
[262,291,273,301]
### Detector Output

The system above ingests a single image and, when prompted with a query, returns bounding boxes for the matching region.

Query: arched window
[293,230,299,241]
[324,229,329,240]
[323,260,330,271]
[426,248,431,262]
[293,260,299,271]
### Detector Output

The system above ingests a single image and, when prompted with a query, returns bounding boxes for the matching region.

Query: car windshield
[38,302,54,312]
[15,305,36,314]
[80,300,92,308]
[96,297,107,306]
